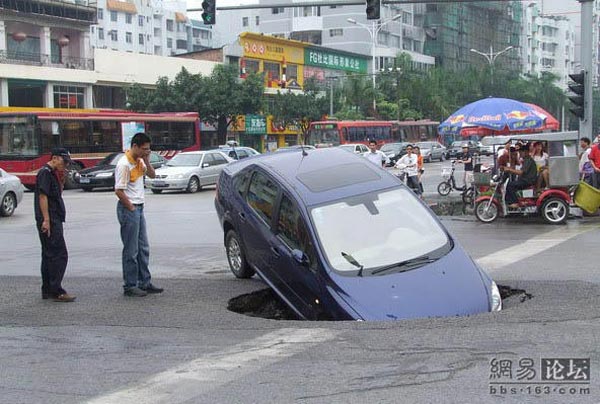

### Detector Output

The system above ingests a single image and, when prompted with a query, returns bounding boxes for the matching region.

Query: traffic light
[366,0,380,20]
[568,70,585,119]
[201,0,216,25]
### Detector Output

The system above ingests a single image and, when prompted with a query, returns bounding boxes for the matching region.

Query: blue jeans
[117,202,151,290]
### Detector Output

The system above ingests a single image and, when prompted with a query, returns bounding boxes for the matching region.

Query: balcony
[0,0,97,24]
[0,50,94,70]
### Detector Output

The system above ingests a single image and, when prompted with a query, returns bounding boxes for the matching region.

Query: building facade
[90,0,213,56]
[214,2,435,73]
[522,2,576,90]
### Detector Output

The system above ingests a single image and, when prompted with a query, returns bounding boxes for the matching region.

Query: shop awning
[106,0,137,14]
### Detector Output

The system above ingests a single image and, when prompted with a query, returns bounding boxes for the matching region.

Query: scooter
[438,160,490,205]
[474,173,572,224]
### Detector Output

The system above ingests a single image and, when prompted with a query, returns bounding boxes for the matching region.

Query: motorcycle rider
[503,141,538,209]
[396,145,421,196]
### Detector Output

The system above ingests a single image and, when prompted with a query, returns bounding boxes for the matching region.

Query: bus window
[0,116,38,156]
[146,121,170,150]
[60,121,92,153]
[92,121,121,152]
[169,122,195,150]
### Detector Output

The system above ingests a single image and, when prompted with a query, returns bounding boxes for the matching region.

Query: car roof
[224,148,399,206]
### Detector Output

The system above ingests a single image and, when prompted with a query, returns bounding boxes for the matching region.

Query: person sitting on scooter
[503,142,538,209]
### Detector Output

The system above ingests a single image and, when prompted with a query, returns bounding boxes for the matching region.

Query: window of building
[193,28,200,38]
[154,28,160,37]
[329,28,343,37]
[242,17,249,27]
[245,58,260,73]
[272,7,284,14]
[126,13,132,24]
[264,61,280,81]
[138,15,144,26]
[256,16,260,25]
[294,6,320,17]
[167,38,173,48]
[110,30,118,41]
[286,64,298,81]
[166,19,174,31]
[97,8,103,19]
[98,28,104,40]
[139,34,144,45]
[110,10,117,22]
[402,11,411,25]
[201,30,210,39]
[53,86,85,109]
[126,32,132,43]
[247,171,279,224]
[176,39,187,50]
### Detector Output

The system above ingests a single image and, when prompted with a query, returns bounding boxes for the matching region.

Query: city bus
[307,119,440,147]
[0,107,201,188]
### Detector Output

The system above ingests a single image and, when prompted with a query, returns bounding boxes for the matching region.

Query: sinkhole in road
[227,284,533,321]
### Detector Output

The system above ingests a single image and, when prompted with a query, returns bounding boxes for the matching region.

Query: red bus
[0,107,200,188]
[307,119,440,147]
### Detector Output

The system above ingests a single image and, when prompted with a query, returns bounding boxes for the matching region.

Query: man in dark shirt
[35,148,75,302]
[457,144,473,188]
[503,142,538,208]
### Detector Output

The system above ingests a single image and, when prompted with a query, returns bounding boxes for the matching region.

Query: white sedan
[0,168,24,217]
[146,150,233,194]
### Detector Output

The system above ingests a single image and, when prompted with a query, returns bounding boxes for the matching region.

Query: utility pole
[579,0,594,140]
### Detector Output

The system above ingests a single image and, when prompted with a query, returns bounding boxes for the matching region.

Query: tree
[269,77,328,143]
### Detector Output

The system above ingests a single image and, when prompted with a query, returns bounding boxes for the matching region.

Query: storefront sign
[245,115,267,135]
[304,48,367,73]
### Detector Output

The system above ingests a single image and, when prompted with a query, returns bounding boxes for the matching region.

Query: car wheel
[151,189,163,194]
[426,156,432,163]
[541,197,568,224]
[186,176,200,193]
[225,230,255,278]
[437,182,452,196]
[0,192,16,217]
[81,187,93,192]
[475,200,498,223]
[64,162,83,190]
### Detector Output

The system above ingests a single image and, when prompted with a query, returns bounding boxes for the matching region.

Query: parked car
[447,140,478,159]
[274,145,316,153]
[146,150,232,194]
[476,141,494,156]
[215,148,502,321]
[0,168,24,217]
[380,142,412,166]
[338,143,369,154]
[218,146,261,160]
[75,152,166,192]
[416,141,447,162]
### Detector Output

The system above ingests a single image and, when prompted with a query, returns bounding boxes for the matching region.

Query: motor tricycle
[474,131,581,225]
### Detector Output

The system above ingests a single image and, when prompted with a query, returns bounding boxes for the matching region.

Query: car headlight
[490,281,502,312]
[96,172,114,178]
[74,172,80,179]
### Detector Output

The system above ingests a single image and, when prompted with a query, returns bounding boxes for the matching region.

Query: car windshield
[310,187,450,274]
[451,141,463,147]
[380,143,403,152]
[167,154,201,167]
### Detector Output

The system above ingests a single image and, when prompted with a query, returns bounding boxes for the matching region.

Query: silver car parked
[416,141,447,162]
[0,168,24,217]
[146,151,233,194]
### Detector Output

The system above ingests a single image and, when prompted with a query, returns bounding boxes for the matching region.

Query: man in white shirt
[363,140,388,167]
[396,144,421,195]
[115,132,163,297]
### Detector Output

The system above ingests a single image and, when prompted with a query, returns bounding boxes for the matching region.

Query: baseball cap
[51,147,72,163]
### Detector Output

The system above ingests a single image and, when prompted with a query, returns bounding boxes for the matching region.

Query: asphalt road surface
[1,174,599,403]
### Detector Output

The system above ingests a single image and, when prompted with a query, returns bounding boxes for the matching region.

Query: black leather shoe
[141,284,164,294]
[42,293,52,300]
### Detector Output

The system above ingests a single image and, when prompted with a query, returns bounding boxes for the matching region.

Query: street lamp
[347,14,402,111]
[469,45,514,86]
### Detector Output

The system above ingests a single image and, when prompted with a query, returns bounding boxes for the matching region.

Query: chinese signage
[489,357,591,397]
[240,33,304,64]
[304,48,367,73]
[245,115,267,135]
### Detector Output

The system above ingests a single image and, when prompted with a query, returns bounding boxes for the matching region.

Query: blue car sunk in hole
[215,147,501,321]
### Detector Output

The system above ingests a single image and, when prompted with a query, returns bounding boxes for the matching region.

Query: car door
[242,170,280,281]
[197,153,214,186]
[210,153,230,184]
[270,193,324,320]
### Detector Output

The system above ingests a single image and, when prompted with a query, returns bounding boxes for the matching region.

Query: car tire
[225,230,255,278]
[81,187,93,192]
[0,192,16,217]
[186,176,200,193]
[541,197,568,224]
[151,189,163,194]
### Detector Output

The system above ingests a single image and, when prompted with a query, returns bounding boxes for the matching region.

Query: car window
[212,153,229,165]
[202,153,214,166]
[277,194,317,270]
[149,153,161,164]
[234,170,251,197]
[227,150,238,159]
[247,171,279,224]
[237,150,249,159]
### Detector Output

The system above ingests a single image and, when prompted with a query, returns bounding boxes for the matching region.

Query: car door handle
[270,246,280,257]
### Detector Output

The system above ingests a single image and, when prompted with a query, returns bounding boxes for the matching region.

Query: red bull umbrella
[438,97,559,136]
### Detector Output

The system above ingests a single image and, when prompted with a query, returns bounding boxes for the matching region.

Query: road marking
[86,327,337,404]
[476,224,599,272]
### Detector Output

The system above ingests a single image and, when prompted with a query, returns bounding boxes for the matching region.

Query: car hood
[79,165,114,175]
[326,245,491,321]
[155,166,195,175]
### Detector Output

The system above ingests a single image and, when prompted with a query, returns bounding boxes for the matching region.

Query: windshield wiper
[371,256,436,276]
[341,252,364,277]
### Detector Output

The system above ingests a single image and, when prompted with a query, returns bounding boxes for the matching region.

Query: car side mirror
[202,163,210,168]
[291,249,310,267]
